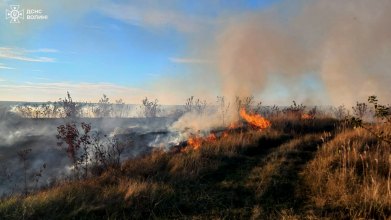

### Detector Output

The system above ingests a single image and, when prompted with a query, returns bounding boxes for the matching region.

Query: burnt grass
[0,120,338,220]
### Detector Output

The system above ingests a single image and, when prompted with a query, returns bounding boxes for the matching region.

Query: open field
[1,94,390,219]
[3,0,391,219]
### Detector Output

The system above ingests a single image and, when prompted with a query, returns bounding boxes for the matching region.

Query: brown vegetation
[1,93,391,219]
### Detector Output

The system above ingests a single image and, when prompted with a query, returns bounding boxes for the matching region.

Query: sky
[0,0,283,104]
[0,0,390,106]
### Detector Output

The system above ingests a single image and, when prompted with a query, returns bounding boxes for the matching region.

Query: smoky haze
[0,116,177,196]
[212,0,391,106]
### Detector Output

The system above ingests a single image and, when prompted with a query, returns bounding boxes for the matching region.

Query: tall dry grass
[0,128,285,219]
[304,124,391,219]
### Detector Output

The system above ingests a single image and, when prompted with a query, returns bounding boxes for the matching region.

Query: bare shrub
[184,96,209,116]
[256,104,281,118]
[352,101,369,119]
[91,132,133,175]
[0,105,10,119]
[184,96,194,113]
[105,135,133,167]
[235,95,255,119]
[167,108,185,118]
[217,96,230,126]
[93,94,112,118]
[56,122,92,180]
[308,106,317,119]
[18,149,32,197]
[41,102,61,118]
[270,105,282,118]
[14,103,33,118]
[112,99,129,118]
[332,104,347,120]
[60,92,83,118]
[0,164,14,194]
[283,101,306,119]
[137,97,162,118]
[194,99,209,116]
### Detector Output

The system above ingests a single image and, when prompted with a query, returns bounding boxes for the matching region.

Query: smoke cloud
[210,0,391,106]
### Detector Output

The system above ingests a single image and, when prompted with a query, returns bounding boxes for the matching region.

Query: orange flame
[223,122,240,138]
[301,114,310,119]
[187,135,203,150]
[240,108,270,131]
[187,133,216,150]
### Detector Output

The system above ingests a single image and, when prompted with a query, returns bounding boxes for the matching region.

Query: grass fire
[1,0,391,219]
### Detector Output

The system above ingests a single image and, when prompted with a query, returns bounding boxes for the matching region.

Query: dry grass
[0,128,291,219]
[4,116,385,219]
[304,123,391,219]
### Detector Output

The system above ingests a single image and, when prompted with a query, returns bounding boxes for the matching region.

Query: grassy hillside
[1,116,391,219]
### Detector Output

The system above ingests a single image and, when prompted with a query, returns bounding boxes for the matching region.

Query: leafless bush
[270,105,282,118]
[283,101,306,119]
[14,103,34,118]
[90,132,132,175]
[235,96,254,119]
[0,164,14,193]
[260,105,272,118]
[18,149,32,197]
[352,102,369,119]
[13,102,62,118]
[194,99,209,116]
[257,104,282,118]
[167,108,185,118]
[332,104,347,119]
[0,105,10,119]
[137,97,162,118]
[56,122,92,180]
[112,99,129,118]
[93,94,112,118]
[217,96,230,126]
[56,121,131,180]
[33,164,46,193]
[41,102,61,118]
[60,92,83,118]
[253,101,262,114]
[307,106,317,119]
[184,96,194,113]
[184,96,209,116]
[105,135,132,166]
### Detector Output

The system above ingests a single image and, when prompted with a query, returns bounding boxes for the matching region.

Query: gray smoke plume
[214,0,391,106]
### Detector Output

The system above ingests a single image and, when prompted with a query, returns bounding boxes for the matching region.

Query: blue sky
[0,0,345,106]
[0,0,285,104]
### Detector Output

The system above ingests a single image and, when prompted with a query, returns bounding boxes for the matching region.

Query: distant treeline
[0,92,389,121]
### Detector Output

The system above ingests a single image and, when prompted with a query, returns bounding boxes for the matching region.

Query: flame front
[301,114,310,119]
[240,108,270,131]
[228,122,235,130]
[187,133,216,150]
[187,135,203,150]
[185,109,269,151]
